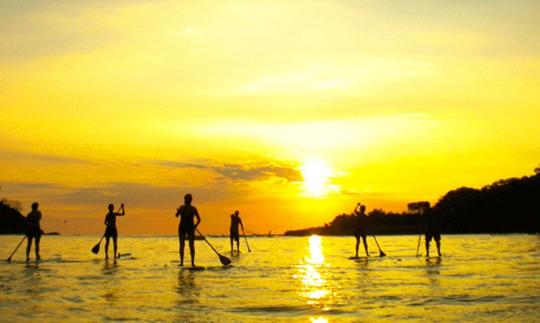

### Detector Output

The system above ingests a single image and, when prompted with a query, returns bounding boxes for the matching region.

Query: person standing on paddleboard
[353,203,369,257]
[104,203,125,259]
[229,210,244,253]
[176,193,201,267]
[424,206,442,257]
[26,202,43,261]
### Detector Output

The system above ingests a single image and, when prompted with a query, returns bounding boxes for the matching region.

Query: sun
[300,159,333,197]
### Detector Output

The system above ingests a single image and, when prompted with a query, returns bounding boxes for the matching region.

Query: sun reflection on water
[296,235,331,306]
[310,317,328,323]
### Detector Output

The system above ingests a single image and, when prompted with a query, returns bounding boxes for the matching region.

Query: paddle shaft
[372,235,382,250]
[195,229,221,256]
[371,235,386,256]
[415,212,424,256]
[242,227,251,252]
[7,236,26,261]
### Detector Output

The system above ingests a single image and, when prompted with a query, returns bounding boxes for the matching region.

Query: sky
[1,0,539,235]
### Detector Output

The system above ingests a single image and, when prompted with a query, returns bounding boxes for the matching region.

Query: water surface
[1,235,539,322]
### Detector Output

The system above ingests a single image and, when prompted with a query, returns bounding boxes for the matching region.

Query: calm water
[0,234,539,322]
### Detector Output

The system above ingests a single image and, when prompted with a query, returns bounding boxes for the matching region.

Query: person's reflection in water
[425,257,442,287]
[354,257,369,270]
[102,259,119,275]
[176,270,200,321]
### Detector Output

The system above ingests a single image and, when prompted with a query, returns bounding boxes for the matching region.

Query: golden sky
[1,1,539,234]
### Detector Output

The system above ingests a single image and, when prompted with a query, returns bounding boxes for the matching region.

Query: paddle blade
[219,254,231,266]
[91,242,100,254]
[379,250,387,257]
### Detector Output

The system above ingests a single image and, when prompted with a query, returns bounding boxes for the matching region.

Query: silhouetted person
[424,207,442,257]
[353,203,369,257]
[229,210,244,253]
[176,193,201,267]
[26,202,42,261]
[104,203,125,259]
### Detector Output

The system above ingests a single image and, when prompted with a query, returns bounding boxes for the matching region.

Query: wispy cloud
[0,148,90,165]
[2,181,238,208]
[155,160,302,182]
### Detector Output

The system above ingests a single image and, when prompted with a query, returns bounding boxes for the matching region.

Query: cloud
[1,181,239,208]
[0,148,90,165]
[155,160,302,182]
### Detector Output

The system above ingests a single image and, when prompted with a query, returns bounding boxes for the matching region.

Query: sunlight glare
[301,159,334,197]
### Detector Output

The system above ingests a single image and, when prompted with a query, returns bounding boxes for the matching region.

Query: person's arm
[353,203,360,214]
[104,215,108,226]
[176,205,183,217]
[116,204,125,216]
[194,207,201,229]
[38,211,42,221]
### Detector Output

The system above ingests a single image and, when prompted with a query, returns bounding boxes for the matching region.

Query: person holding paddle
[229,210,244,253]
[25,202,43,261]
[104,203,125,259]
[176,193,201,267]
[353,203,369,258]
[424,206,442,257]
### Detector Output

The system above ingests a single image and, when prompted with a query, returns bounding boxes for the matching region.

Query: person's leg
[105,236,110,259]
[179,232,185,266]
[113,235,118,258]
[230,234,233,253]
[362,235,369,257]
[355,236,359,257]
[35,235,41,260]
[26,236,33,261]
[189,233,196,266]
[435,235,441,256]
[425,235,430,257]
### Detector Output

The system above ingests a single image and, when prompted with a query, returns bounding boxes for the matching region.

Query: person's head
[108,204,114,212]
[184,193,193,205]
[234,210,239,216]
[31,202,39,211]
[360,205,366,213]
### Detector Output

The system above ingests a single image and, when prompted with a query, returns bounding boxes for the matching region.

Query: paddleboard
[116,253,134,259]
[182,265,207,271]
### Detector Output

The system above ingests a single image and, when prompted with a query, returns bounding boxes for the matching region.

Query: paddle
[242,227,251,252]
[195,228,231,266]
[7,236,26,262]
[371,235,387,257]
[91,234,105,254]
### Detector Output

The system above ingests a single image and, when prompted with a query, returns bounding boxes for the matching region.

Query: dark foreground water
[0,234,539,322]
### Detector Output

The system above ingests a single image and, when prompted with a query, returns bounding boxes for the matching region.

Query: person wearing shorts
[353,203,369,257]
[229,210,244,253]
[104,203,125,259]
[176,194,201,267]
[26,202,43,261]
[424,207,442,257]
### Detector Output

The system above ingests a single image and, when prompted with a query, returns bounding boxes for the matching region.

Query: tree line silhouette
[285,167,540,236]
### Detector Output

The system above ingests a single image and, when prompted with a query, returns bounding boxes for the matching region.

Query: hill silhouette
[285,168,540,236]
[0,199,26,234]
